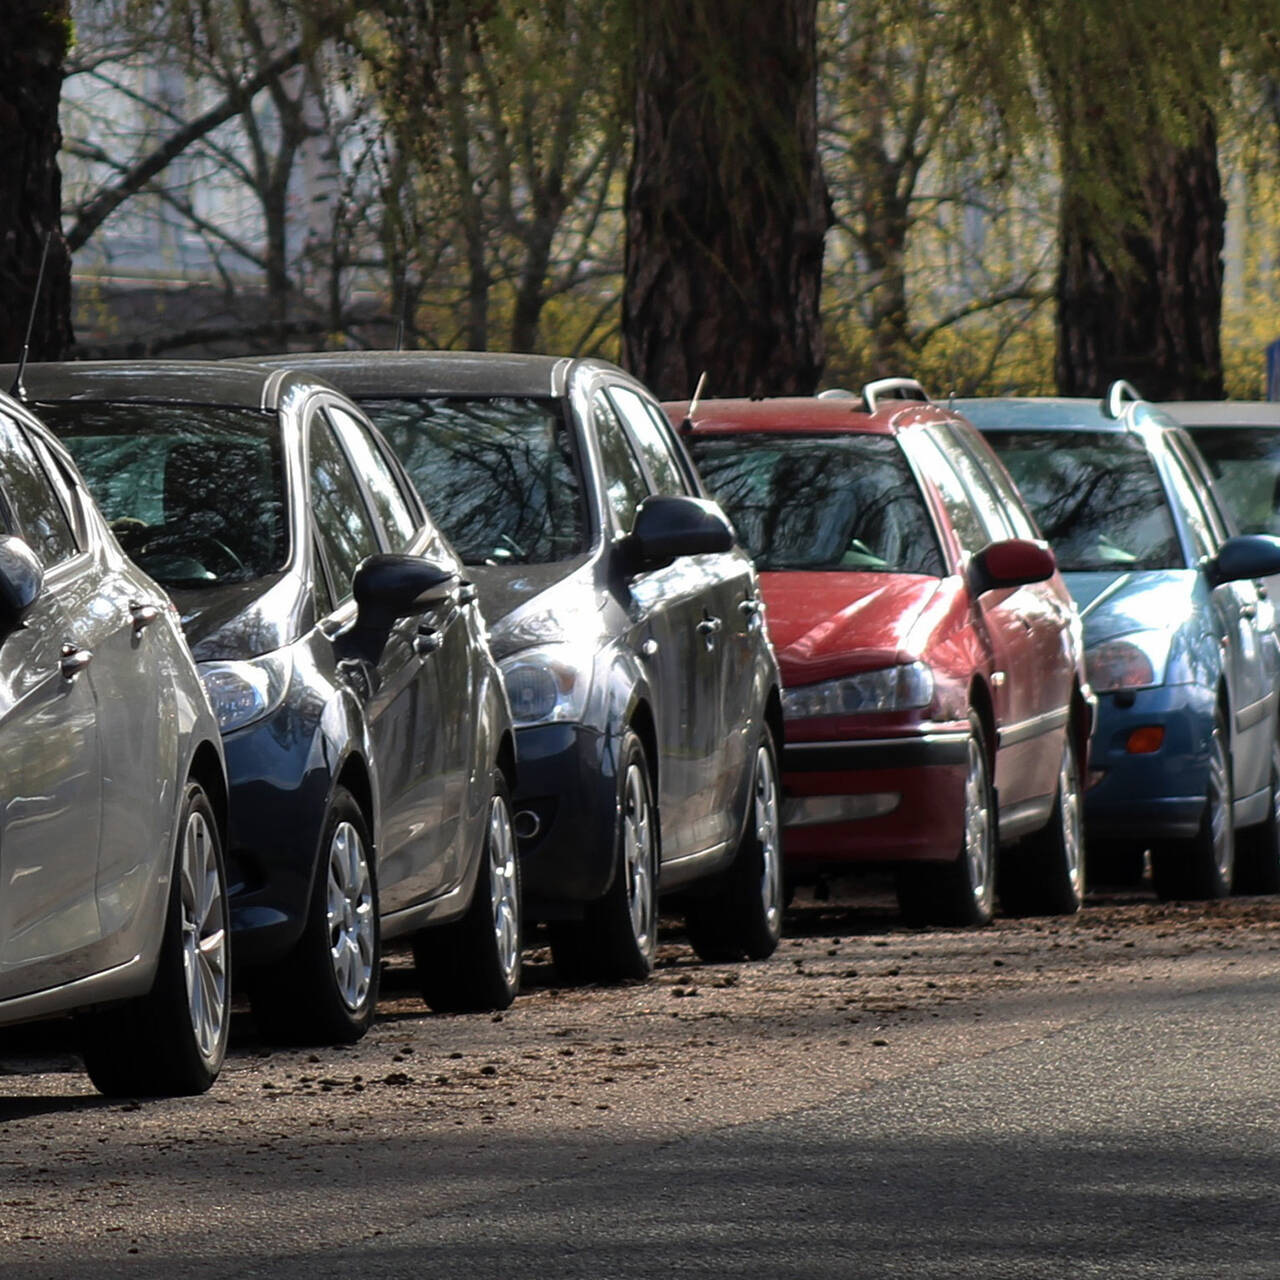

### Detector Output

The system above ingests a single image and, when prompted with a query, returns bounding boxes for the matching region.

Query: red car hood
[761,572,940,687]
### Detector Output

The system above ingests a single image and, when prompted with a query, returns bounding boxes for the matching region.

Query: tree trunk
[0,0,74,363]
[1057,119,1223,401]
[622,0,829,399]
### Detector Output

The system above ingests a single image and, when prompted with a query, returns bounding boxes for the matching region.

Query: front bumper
[1084,682,1215,841]
[781,730,970,871]
[509,721,619,914]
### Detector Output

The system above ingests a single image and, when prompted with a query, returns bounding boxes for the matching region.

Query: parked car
[250,350,785,982]
[15,361,519,1043]
[671,379,1092,926]
[960,382,1280,899]
[0,385,229,1095]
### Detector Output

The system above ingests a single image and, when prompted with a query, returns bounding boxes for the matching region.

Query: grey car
[0,388,230,1095]
[250,351,785,986]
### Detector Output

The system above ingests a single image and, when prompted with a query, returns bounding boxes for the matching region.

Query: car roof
[1161,401,1280,428]
[665,395,948,438]
[0,360,330,413]
[244,350,638,400]
[953,395,1183,435]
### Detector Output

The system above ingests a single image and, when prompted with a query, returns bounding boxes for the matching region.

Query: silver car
[0,388,230,1096]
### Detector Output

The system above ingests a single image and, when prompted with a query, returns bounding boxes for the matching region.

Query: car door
[590,386,716,860]
[610,382,753,853]
[308,406,450,911]
[1162,437,1273,802]
[910,428,1045,816]
[0,410,105,999]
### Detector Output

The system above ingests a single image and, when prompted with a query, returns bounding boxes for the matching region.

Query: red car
[670,380,1092,925]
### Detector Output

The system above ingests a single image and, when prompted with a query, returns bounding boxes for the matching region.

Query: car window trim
[930,424,1016,544]
[1153,436,1218,563]
[604,382,694,498]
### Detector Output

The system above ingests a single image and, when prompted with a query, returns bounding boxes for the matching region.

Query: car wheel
[897,716,995,926]
[248,786,380,1044]
[1000,732,1085,916]
[1235,737,1280,894]
[416,773,523,1012]
[81,780,230,1097]
[1152,711,1233,901]
[549,730,657,984]
[684,730,784,962]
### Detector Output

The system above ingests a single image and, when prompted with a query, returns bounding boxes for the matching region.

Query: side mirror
[969,537,1056,596]
[619,495,734,574]
[0,536,43,631]
[1206,534,1280,587]
[352,553,458,633]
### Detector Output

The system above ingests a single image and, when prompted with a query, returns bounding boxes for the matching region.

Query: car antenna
[681,371,707,433]
[10,231,53,401]
[394,266,408,352]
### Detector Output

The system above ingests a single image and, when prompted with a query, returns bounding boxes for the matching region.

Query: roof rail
[861,377,930,414]
[816,388,858,400]
[1104,379,1143,420]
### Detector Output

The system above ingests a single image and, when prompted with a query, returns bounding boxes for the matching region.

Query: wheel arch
[764,683,784,756]
[335,752,376,843]
[968,676,996,764]
[627,697,660,800]
[188,739,229,847]
[495,729,517,793]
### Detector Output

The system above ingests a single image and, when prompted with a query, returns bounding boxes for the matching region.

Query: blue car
[959,383,1280,900]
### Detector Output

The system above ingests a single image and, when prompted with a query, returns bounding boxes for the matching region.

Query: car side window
[591,390,651,533]
[950,426,1039,541]
[1161,447,1217,560]
[608,385,692,496]
[934,427,1015,543]
[326,404,419,553]
[308,413,382,601]
[910,432,991,557]
[1168,435,1230,543]
[0,410,78,567]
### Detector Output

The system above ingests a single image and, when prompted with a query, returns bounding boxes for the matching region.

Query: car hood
[760,572,940,686]
[1063,569,1198,645]
[172,572,311,662]
[470,556,601,662]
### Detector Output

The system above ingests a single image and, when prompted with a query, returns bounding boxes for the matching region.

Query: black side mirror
[968,538,1056,596]
[352,554,459,632]
[1206,534,1280,587]
[618,495,734,574]
[0,536,43,631]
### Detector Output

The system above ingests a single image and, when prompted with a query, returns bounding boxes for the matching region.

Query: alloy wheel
[488,795,521,988]
[622,762,655,957]
[1208,728,1233,884]
[963,737,993,913]
[327,820,376,1013]
[1060,741,1085,901]
[179,806,228,1066]
[753,745,783,937]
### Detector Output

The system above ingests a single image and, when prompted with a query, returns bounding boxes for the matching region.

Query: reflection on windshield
[986,430,1180,571]
[1187,427,1280,535]
[361,397,587,565]
[688,433,943,574]
[38,402,288,587]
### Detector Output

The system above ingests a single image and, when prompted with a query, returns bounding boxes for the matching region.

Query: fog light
[1126,726,1165,754]
[782,793,900,828]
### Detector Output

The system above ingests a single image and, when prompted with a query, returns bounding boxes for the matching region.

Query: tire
[549,730,657,984]
[1152,711,1234,901]
[1000,732,1085,916]
[81,781,230,1097]
[684,731,784,962]
[1234,738,1280,894]
[415,773,522,1012]
[248,787,380,1045]
[896,716,995,927]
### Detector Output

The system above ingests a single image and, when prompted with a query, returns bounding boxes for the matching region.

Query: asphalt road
[3,888,1279,1278]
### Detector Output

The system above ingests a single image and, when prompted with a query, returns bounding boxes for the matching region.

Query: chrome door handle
[60,644,93,679]
[1242,602,1259,620]
[414,626,442,656]
[697,616,722,636]
[130,599,159,631]
[457,581,478,605]
[641,637,660,659]
[739,598,761,618]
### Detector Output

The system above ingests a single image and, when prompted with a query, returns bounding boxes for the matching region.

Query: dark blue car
[959,383,1280,900]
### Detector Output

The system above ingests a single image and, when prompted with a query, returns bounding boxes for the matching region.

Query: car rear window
[37,401,288,587]
[1186,426,1280,536]
[360,397,588,565]
[687,433,943,575]
[985,430,1181,571]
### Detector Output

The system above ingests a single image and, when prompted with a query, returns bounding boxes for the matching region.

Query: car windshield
[37,401,288,588]
[985,430,1181,571]
[360,397,588,565]
[1186,426,1280,535]
[687,433,943,574]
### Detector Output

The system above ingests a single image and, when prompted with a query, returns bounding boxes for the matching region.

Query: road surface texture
[2,883,1279,1278]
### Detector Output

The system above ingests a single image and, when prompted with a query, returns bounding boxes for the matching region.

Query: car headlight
[1085,630,1172,693]
[198,651,293,734]
[783,661,934,718]
[499,644,594,726]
